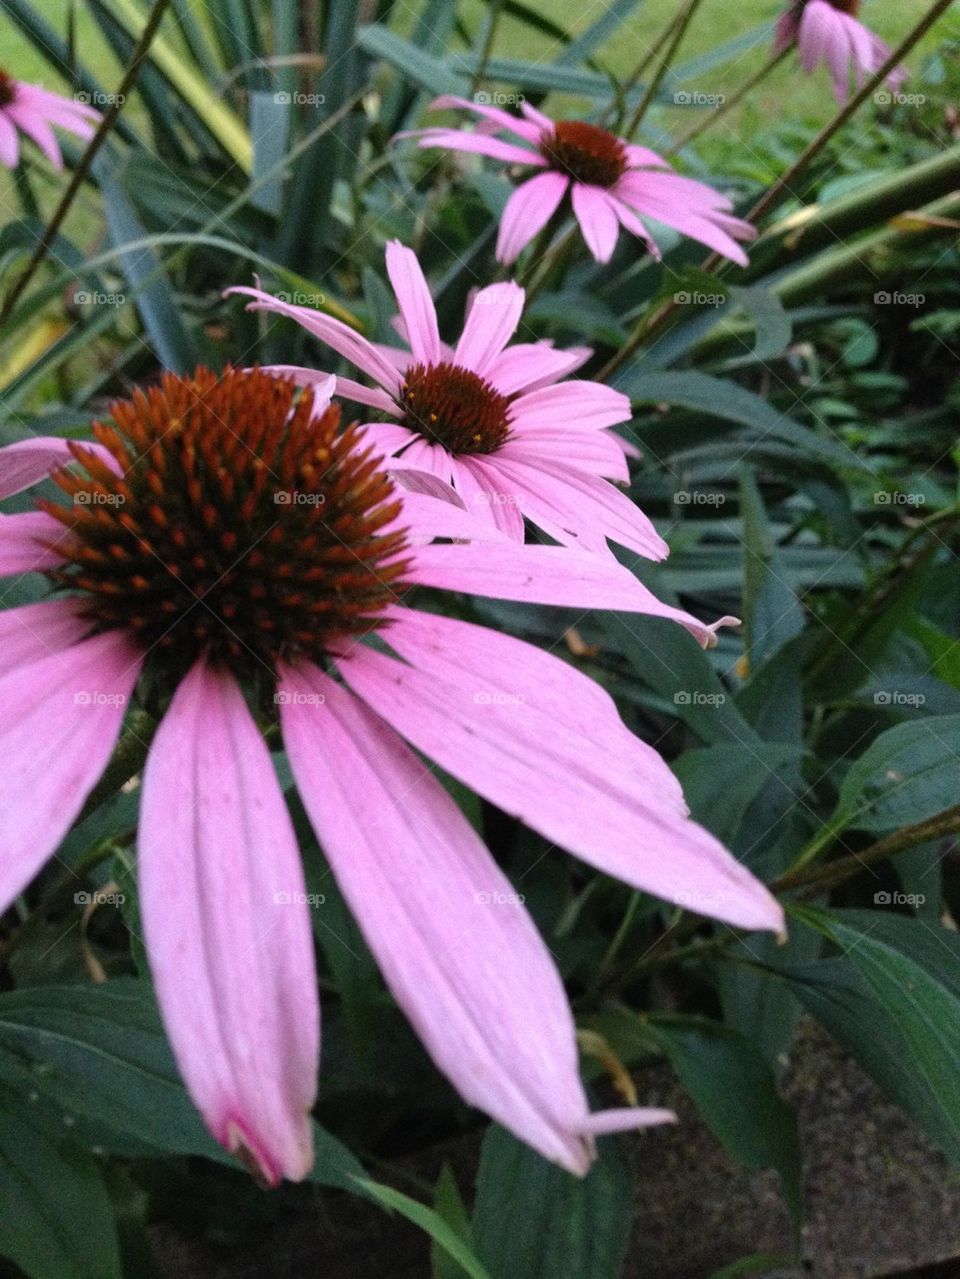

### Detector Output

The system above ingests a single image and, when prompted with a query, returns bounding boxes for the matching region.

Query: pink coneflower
[229,242,667,559]
[398,96,756,266]
[774,1,907,104]
[0,367,782,1181]
[0,68,100,169]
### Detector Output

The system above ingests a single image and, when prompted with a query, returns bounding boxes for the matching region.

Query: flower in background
[0,367,782,1181]
[774,1,907,104]
[229,242,667,560]
[396,96,756,266]
[0,68,100,170]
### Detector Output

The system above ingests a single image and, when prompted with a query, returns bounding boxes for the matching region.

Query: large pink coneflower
[397,96,756,266]
[0,367,782,1182]
[774,1,907,104]
[229,243,667,559]
[0,68,100,169]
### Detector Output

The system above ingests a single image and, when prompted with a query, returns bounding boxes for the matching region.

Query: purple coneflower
[0,68,99,169]
[774,1,907,104]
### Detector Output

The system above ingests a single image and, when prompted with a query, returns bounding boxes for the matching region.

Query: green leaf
[833,714,960,835]
[673,742,804,846]
[356,1178,493,1279]
[432,1164,474,1279]
[0,981,363,1191]
[783,908,960,1163]
[357,25,468,97]
[0,1089,122,1279]
[739,465,805,669]
[729,285,793,362]
[472,1124,632,1279]
[648,1016,802,1224]
[619,370,869,475]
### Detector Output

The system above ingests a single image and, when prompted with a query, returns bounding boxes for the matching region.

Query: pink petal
[499,424,631,482]
[411,127,544,167]
[426,94,544,144]
[496,171,569,265]
[625,144,671,170]
[773,9,798,53]
[406,540,736,647]
[475,453,667,560]
[279,664,613,1174]
[259,363,398,416]
[385,242,442,366]
[139,661,319,1185]
[453,281,525,376]
[0,597,92,678]
[510,381,632,432]
[357,421,417,457]
[571,185,621,263]
[519,100,555,133]
[389,438,454,484]
[486,340,592,396]
[448,456,526,540]
[0,436,118,499]
[0,629,141,912]
[0,112,20,168]
[225,286,402,396]
[6,102,63,169]
[337,611,783,935]
[0,511,74,575]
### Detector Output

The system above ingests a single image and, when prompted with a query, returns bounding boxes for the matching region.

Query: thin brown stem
[665,46,792,157]
[624,0,706,139]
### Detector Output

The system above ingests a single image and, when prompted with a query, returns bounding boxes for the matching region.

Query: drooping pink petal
[337,611,783,936]
[453,281,525,375]
[616,173,753,267]
[773,8,799,53]
[510,381,632,433]
[486,340,591,396]
[385,241,442,366]
[500,425,631,482]
[410,126,544,167]
[447,455,525,540]
[0,511,74,575]
[225,286,403,396]
[6,102,63,169]
[389,438,454,484]
[625,143,671,170]
[496,171,569,265]
[470,452,668,560]
[357,421,417,457]
[280,663,652,1173]
[259,363,397,415]
[406,538,736,647]
[519,100,555,134]
[571,184,621,263]
[0,113,20,169]
[0,435,118,499]
[0,597,91,677]
[139,660,319,1185]
[0,628,141,911]
[426,94,545,144]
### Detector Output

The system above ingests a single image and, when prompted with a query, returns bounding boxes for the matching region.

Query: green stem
[469,0,506,96]
[0,0,173,326]
[77,710,157,824]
